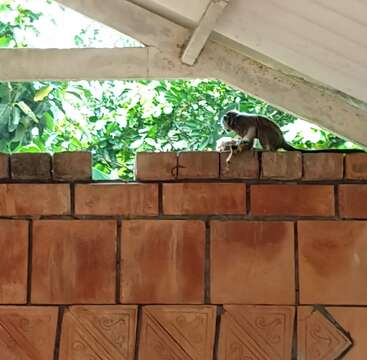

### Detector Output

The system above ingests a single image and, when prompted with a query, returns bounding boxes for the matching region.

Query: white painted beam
[55,0,189,54]
[181,0,230,65]
[0,48,149,81]
[0,47,199,81]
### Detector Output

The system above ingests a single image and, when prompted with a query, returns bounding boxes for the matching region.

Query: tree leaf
[0,35,11,47]
[16,101,39,123]
[34,85,53,101]
[13,125,26,142]
[8,106,21,132]
[130,138,144,149]
[92,167,112,180]
[0,104,12,126]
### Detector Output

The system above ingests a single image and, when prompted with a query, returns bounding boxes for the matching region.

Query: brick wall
[1,150,367,359]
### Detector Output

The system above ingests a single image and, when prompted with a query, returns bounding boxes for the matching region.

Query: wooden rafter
[181,0,230,66]
[55,0,189,54]
[0,48,150,81]
[0,47,200,81]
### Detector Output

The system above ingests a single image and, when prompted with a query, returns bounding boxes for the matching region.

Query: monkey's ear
[218,105,238,121]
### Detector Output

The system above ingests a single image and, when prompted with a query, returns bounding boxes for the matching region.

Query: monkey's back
[255,116,286,149]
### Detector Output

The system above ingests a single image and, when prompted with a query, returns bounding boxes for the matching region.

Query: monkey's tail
[282,141,364,153]
[301,148,365,153]
[282,142,298,151]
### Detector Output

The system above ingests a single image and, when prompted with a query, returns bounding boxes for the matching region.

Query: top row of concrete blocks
[135,151,367,181]
[0,152,92,181]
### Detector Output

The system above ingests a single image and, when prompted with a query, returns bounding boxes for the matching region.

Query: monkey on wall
[220,109,364,153]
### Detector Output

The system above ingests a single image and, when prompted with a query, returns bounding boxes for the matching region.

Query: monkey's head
[221,110,239,132]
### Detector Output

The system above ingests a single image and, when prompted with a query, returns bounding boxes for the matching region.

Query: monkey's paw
[216,137,237,152]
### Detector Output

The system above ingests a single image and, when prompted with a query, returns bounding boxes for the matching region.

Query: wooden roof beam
[181,0,230,66]
[0,47,200,81]
[55,0,189,54]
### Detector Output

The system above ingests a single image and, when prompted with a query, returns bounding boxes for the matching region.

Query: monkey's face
[221,111,238,132]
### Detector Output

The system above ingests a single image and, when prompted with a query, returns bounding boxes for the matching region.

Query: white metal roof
[133,0,367,104]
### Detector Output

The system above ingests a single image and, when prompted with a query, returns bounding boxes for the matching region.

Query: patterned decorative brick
[75,183,158,216]
[121,220,205,304]
[0,306,58,360]
[261,151,302,179]
[177,151,219,179]
[220,150,259,179]
[60,306,137,360]
[303,152,344,180]
[251,184,335,216]
[326,307,367,360]
[339,184,367,218]
[299,221,367,304]
[211,221,295,304]
[298,307,353,360]
[0,184,70,216]
[219,305,295,360]
[135,152,177,180]
[11,153,51,180]
[32,220,116,304]
[0,221,28,304]
[345,153,367,179]
[163,183,246,215]
[0,153,9,179]
[139,306,216,360]
[53,151,92,181]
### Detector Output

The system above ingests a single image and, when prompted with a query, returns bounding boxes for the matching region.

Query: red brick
[178,151,219,179]
[0,306,58,360]
[219,306,295,360]
[53,151,92,181]
[11,153,51,180]
[220,150,259,179]
[60,305,137,360]
[251,184,335,216]
[211,221,295,304]
[298,307,353,360]
[32,220,116,304]
[0,153,9,179]
[299,221,367,304]
[339,184,367,218]
[0,184,70,216]
[135,152,177,180]
[345,153,367,179]
[121,220,205,304]
[326,307,367,360]
[75,183,158,216]
[140,306,216,360]
[261,151,302,179]
[0,221,28,304]
[303,152,344,180]
[163,183,246,215]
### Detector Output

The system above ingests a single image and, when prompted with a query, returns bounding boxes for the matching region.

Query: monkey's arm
[239,125,256,150]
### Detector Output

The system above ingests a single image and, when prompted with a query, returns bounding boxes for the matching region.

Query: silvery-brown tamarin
[221,110,364,152]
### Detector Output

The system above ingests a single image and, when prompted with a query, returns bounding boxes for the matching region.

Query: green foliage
[0,0,363,180]
[0,1,41,48]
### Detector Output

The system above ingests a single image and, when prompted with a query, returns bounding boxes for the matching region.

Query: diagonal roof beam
[181,0,230,66]
[196,42,367,146]
[55,0,189,54]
